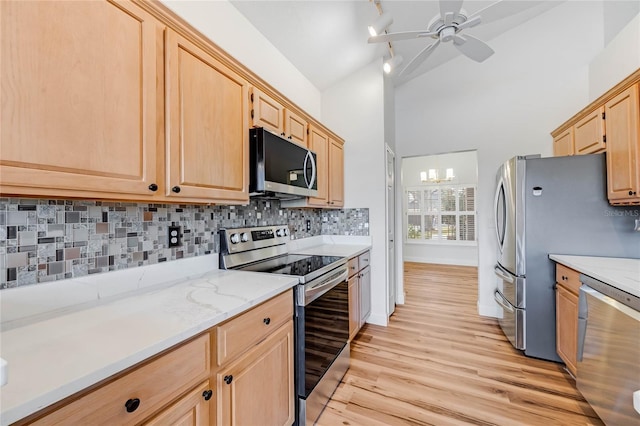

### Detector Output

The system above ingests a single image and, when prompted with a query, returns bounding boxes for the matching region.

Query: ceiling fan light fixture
[383,55,403,74]
[368,13,393,37]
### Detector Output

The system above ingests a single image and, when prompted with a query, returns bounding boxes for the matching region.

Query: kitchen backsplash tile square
[0,198,368,289]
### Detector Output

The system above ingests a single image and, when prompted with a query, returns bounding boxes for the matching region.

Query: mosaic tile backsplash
[0,198,369,289]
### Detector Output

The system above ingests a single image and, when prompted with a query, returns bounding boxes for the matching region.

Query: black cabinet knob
[263,317,271,325]
[288,136,292,140]
[630,190,634,196]
[148,183,158,192]
[125,398,140,413]
[281,132,286,137]
[172,186,181,193]
[224,375,233,385]
[202,389,213,401]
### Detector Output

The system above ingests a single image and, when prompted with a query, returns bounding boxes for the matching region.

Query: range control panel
[220,225,290,254]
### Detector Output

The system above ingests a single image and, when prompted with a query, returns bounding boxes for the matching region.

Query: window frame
[404,184,477,246]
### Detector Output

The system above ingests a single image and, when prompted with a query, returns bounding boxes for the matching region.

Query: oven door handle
[304,267,349,306]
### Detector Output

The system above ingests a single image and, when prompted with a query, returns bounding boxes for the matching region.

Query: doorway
[386,145,396,316]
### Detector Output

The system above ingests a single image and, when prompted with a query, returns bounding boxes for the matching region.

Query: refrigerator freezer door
[494,290,525,350]
[494,157,525,276]
[494,264,525,308]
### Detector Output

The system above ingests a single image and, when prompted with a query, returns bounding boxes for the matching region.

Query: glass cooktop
[238,254,345,280]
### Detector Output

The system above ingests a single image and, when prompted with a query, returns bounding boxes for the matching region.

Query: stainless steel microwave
[249,128,317,199]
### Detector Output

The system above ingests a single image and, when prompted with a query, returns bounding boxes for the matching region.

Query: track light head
[368,13,393,37]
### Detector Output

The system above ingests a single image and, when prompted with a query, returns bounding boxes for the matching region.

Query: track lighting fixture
[368,13,393,37]
[383,55,403,74]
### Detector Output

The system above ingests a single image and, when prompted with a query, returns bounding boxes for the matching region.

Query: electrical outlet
[306,220,311,232]
[168,225,181,247]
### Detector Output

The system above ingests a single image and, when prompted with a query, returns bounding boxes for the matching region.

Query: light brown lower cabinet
[217,320,294,426]
[555,264,581,377]
[348,251,371,341]
[19,290,294,426]
[144,381,211,426]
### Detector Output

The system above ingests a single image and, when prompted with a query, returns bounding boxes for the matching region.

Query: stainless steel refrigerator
[493,153,639,362]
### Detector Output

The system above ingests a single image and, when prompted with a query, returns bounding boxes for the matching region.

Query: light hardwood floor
[316,262,603,426]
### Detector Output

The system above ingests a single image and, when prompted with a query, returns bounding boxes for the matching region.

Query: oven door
[296,266,349,397]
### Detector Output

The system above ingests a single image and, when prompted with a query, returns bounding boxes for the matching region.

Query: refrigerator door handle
[494,264,514,283]
[494,290,515,313]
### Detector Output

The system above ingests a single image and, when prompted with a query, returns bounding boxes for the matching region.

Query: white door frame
[385,144,397,316]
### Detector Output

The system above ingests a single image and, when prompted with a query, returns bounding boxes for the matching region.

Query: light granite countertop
[549,254,640,298]
[0,263,298,425]
[0,236,372,425]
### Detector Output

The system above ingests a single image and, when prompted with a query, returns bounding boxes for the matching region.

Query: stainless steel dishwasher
[577,275,640,425]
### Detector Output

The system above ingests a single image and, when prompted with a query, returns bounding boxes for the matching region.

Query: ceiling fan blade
[452,34,494,62]
[440,0,463,18]
[399,39,441,76]
[368,30,437,44]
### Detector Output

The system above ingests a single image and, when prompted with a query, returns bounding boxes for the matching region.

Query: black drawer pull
[148,183,158,192]
[263,317,271,325]
[202,389,213,401]
[125,398,140,413]
[224,375,233,385]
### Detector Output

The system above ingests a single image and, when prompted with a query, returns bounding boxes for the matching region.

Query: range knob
[240,232,249,242]
[230,233,240,244]
[276,228,286,237]
[283,228,289,236]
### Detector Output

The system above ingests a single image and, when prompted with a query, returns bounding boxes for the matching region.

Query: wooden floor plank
[316,262,603,426]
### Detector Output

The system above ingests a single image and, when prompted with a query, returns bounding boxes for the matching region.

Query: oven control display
[252,229,275,241]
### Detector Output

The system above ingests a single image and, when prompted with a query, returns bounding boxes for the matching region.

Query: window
[404,185,476,243]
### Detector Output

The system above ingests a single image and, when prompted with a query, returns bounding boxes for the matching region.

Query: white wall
[395,1,605,317]
[401,151,478,267]
[322,59,389,326]
[159,0,322,118]
[589,13,640,100]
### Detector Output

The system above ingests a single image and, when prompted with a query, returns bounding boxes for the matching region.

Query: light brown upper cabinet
[552,128,574,157]
[329,138,345,207]
[307,127,330,207]
[250,87,284,135]
[605,84,639,204]
[0,0,160,199]
[551,69,640,205]
[165,29,249,203]
[250,87,308,147]
[574,107,606,155]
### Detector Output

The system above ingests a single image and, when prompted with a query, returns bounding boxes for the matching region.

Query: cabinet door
[0,0,159,199]
[218,321,294,426]
[348,275,360,341]
[144,381,211,426]
[165,29,249,203]
[307,126,330,207]
[329,138,345,207]
[552,128,574,157]
[284,109,308,147]
[574,107,606,155]
[359,266,371,328]
[606,84,639,203]
[250,87,284,135]
[555,284,578,376]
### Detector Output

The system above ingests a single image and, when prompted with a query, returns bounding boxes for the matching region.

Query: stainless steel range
[219,226,350,426]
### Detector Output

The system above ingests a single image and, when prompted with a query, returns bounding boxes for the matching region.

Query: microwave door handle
[303,151,317,190]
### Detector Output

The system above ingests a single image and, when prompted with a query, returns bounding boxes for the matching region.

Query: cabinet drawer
[358,251,370,271]
[31,334,210,425]
[555,264,581,295]
[348,257,359,278]
[217,289,293,366]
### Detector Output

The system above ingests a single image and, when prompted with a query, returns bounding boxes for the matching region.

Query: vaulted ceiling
[230,1,564,90]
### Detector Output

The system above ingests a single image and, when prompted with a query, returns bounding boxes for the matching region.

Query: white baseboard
[395,292,405,305]
[403,256,478,267]
[366,312,388,326]
[478,302,501,318]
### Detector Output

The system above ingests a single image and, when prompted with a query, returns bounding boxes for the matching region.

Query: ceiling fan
[369,0,500,76]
